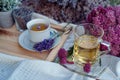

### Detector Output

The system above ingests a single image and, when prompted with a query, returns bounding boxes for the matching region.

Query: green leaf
[67,46,74,57]
[110,0,120,5]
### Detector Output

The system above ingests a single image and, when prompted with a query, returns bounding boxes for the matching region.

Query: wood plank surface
[0,25,64,60]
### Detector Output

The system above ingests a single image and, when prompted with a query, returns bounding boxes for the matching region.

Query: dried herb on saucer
[33,39,54,52]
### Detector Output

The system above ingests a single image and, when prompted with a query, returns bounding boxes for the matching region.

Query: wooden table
[0,25,52,60]
[0,24,70,61]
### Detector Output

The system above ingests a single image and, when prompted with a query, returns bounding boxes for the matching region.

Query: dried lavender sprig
[33,38,55,52]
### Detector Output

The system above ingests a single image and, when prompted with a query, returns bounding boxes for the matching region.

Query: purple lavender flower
[33,39,54,52]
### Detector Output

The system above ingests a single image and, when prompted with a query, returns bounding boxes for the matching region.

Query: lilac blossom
[87,6,120,57]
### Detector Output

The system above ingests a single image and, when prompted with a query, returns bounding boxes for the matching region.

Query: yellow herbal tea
[31,23,48,31]
[73,35,100,65]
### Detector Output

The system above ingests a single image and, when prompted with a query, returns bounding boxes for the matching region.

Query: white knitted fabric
[0,53,119,80]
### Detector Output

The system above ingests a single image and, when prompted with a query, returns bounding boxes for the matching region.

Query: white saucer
[18,28,61,52]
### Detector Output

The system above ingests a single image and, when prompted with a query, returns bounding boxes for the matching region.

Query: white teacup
[27,19,50,43]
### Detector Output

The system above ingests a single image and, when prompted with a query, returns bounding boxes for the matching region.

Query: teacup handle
[99,40,111,56]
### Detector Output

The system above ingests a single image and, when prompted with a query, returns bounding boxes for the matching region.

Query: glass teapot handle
[99,40,111,56]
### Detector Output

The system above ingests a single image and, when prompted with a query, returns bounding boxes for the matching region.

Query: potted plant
[0,0,21,28]
[110,0,120,6]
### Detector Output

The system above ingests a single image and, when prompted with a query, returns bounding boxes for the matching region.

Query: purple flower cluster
[87,6,120,57]
[58,48,74,64]
[100,43,109,51]
[83,62,91,73]
[33,39,54,52]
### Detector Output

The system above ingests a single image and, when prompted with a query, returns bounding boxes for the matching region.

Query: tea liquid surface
[31,24,48,31]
